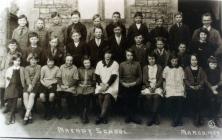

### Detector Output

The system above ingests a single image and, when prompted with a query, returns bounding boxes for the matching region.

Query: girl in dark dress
[4,53,25,125]
[184,54,207,127]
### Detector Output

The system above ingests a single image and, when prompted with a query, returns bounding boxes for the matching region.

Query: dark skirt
[24,82,41,94]
[4,70,23,100]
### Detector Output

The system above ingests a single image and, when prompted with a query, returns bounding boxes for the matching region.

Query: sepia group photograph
[0,0,222,139]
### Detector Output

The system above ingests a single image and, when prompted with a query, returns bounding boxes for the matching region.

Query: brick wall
[129,0,177,30]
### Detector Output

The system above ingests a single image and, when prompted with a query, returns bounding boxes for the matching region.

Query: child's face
[126,51,133,61]
[171,58,178,67]
[175,15,182,23]
[13,58,21,67]
[156,40,164,49]
[191,56,198,67]
[199,32,207,41]
[135,16,142,24]
[112,14,120,23]
[148,56,156,66]
[30,58,38,66]
[202,16,212,27]
[104,53,112,61]
[178,44,186,53]
[209,62,217,70]
[52,16,60,25]
[47,60,55,68]
[71,32,81,42]
[156,19,163,26]
[94,28,103,39]
[29,36,39,45]
[93,17,101,26]
[65,56,73,67]
[113,26,122,36]
[71,14,80,24]
[8,43,17,53]
[49,38,58,48]
[36,20,44,29]
[134,35,143,45]
[83,59,91,69]
[18,18,27,27]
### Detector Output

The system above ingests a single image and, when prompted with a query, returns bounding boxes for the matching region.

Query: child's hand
[48,85,52,89]
[61,85,68,89]
[27,84,33,92]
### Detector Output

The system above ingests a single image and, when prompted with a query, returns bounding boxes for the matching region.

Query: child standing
[87,14,106,41]
[67,10,87,43]
[24,32,43,66]
[48,12,66,49]
[57,55,79,119]
[34,18,49,48]
[23,53,41,125]
[4,53,25,125]
[153,37,170,68]
[66,30,88,68]
[185,54,206,127]
[39,56,61,120]
[77,55,95,123]
[12,14,29,54]
[131,33,150,68]
[141,53,163,126]
[163,54,185,127]
[177,42,190,69]
[205,56,222,127]
[127,12,150,47]
[0,39,21,109]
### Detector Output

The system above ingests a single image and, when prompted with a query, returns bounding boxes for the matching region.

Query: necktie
[20,27,24,36]
[83,70,88,85]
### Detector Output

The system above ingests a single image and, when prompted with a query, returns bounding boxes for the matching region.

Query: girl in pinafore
[23,53,41,125]
[163,54,185,127]
[95,49,119,124]
[77,55,96,124]
[4,53,25,125]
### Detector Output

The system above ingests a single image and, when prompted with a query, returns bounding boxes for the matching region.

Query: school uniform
[177,52,190,69]
[23,46,44,66]
[106,22,126,38]
[108,35,127,63]
[127,23,150,46]
[119,61,142,123]
[24,65,41,94]
[184,66,206,126]
[87,25,107,42]
[154,48,170,68]
[34,28,49,48]
[43,46,64,66]
[66,41,88,67]
[131,44,150,68]
[48,24,67,47]
[169,23,191,51]
[87,39,108,67]
[67,22,87,43]
[12,26,29,54]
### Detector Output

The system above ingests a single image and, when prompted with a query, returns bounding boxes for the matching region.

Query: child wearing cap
[127,12,150,47]
[205,56,222,127]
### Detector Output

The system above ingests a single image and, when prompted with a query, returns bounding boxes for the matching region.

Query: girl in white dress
[95,49,119,124]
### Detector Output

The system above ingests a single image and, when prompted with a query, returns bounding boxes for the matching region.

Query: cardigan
[5,66,25,88]
[184,66,206,88]
[142,64,163,89]
[24,65,41,87]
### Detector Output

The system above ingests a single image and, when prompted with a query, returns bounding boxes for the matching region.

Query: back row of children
[0,10,222,127]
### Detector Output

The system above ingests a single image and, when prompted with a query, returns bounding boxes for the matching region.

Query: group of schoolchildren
[0,9,222,128]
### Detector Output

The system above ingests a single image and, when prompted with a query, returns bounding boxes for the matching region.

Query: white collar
[148,64,157,68]
[136,23,141,29]
[74,42,79,47]
[31,45,37,48]
[191,65,198,70]
[12,65,20,70]
[203,25,211,31]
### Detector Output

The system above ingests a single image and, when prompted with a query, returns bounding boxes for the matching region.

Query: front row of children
[1,46,222,128]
